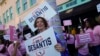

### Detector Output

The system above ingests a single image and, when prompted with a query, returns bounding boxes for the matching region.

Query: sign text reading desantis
[24,2,57,32]
[25,27,61,56]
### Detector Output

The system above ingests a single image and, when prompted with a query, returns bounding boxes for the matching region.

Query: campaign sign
[76,32,94,44]
[24,1,57,32]
[25,27,61,56]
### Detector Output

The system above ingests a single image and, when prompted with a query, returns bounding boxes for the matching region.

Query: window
[6,10,9,22]
[16,0,21,14]
[9,7,13,19]
[3,13,6,24]
[22,0,27,11]
[30,0,36,6]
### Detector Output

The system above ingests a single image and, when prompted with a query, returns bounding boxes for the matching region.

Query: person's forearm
[76,44,84,49]
[12,45,18,56]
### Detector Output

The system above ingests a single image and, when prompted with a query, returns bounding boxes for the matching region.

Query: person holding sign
[84,18,97,56]
[8,29,28,56]
[83,17,100,56]
[8,26,34,56]
[75,28,90,56]
[7,35,23,56]
[33,17,69,56]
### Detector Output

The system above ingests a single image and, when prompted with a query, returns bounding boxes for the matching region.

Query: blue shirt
[55,32,69,56]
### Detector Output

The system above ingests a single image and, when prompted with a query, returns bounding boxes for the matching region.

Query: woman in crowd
[91,15,100,56]
[8,25,34,56]
[7,29,23,56]
[33,17,69,56]
[66,29,77,56]
[83,17,98,56]
[75,27,90,56]
[84,18,93,33]
[83,16,100,56]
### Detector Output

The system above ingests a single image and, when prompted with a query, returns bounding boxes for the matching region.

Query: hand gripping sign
[24,27,60,56]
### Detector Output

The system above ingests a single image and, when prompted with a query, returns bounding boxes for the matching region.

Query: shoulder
[93,25,100,33]
[94,25,100,29]
[7,43,14,51]
[85,28,93,33]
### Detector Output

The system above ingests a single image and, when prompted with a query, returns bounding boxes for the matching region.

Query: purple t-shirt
[7,43,22,56]
[75,40,89,55]
[67,34,75,44]
[84,28,93,33]
[92,25,100,46]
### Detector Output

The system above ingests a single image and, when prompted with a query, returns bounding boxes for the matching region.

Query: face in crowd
[34,17,48,31]
[85,21,90,28]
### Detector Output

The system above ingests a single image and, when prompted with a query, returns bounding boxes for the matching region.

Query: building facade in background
[0,0,44,29]
[0,0,89,29]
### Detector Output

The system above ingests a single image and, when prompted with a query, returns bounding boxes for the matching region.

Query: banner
[9,26,17,41]
[25,27,61,56]
[63,20,72,26]
[24,1,57,32]
[76,32,94,44]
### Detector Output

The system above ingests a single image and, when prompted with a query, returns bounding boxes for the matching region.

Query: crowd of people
[0,15,100,56]
[0,17,68,56]
[64,15,100,56]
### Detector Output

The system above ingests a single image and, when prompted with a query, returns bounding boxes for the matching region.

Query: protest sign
[63,20,72,26]
[9,26,17,41]
[24,33,32,40]
[24,0,65,42]
[76,32,94,44]
[24,1,57,32]
[3,35,10,41]
[97,3,100,13]
[25,27,61,56]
